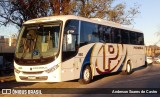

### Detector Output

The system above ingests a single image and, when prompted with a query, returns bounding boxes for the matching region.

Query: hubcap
[84,69,90,81]
[127,64,131,73]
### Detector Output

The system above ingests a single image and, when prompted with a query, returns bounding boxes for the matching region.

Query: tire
[126,62,132,74]
[143,61,148,67]
[79,65,92,84]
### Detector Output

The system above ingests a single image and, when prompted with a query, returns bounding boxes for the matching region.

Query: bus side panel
[90,43,104,76]
[91,43,128,76]
[61,58,75,81]
[77,43,96,79]
[61,43,145,81]
[61,43,95,81]
[122,45,145,70]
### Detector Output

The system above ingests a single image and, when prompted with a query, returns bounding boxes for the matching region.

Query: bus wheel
[126,63,132,74]
[79,65,92,84]
[143,61,148,67]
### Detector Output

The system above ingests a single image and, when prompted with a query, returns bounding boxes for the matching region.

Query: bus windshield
[15,22,62,60]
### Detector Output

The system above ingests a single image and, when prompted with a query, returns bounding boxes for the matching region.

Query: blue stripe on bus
[80,46,94,79]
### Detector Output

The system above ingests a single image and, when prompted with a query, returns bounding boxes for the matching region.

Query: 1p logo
[95,44,124,74]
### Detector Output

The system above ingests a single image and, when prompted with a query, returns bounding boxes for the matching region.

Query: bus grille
[22,71,43,74]
[19,76,48,81]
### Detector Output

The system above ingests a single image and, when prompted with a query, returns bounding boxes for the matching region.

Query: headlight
[45,64,59,73]
[14,68,20,74]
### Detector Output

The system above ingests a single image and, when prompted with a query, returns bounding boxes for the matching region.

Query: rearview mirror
[67,30,74,34]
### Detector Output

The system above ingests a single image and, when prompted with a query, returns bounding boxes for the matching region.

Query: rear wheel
[126,63,132,74]
[79,65,92,84]
[143,61,148,67]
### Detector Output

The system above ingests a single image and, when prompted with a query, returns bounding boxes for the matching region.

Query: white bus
[14,15,145,84]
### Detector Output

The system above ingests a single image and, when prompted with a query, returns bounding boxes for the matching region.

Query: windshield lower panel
[15,21,62,65]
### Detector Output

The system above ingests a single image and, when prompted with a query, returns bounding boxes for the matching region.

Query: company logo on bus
[93,44,127,75]
[30,67,47,70]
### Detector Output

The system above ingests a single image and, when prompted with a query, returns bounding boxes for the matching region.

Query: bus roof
[24,15,142,33]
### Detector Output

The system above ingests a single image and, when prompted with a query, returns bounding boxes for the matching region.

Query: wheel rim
[84,68,90,81]
[127,64,131,73]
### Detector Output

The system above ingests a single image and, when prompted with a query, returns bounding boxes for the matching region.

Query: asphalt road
[0,63,160,97]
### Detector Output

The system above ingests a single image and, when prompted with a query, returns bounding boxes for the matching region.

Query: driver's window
[63,34,76,51]
[62,20,79,61]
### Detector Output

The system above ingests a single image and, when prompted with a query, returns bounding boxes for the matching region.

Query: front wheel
[79,65,92,84]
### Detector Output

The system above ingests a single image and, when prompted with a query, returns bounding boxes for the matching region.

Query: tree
[0,0,50,28]
[0,0,140,28]
[75,0,140,25]
[48,0,140,25]
[49,0,77,15]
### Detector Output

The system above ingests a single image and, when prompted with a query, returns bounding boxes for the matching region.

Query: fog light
[14,68,20,74]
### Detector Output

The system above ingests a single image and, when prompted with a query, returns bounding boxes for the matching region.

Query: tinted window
[98,25,105,42]
[80,21,143,45]
[80,21,99,45]
[130,31,137,44]
[104,26,112,43]
[64,20,79,34]
[121,29,129,44]
[137,33,144,45]
[113,28,121,43]
[62,20,79,61]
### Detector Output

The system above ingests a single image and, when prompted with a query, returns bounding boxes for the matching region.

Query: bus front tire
[79,65,92,84]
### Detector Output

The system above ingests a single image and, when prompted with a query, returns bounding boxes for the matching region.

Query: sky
[121,0,160,46]
[0,0,160,46]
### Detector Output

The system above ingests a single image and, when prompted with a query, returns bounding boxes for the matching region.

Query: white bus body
[14,15,145,83]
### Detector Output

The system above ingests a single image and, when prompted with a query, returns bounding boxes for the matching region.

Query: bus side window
[113,28,121,43]
[121,29,129,44]
[98,25,105,42]
[130,32,137,45]
[62,20,79,61]
[80,21,99,46]
[104,26,112,43]
[137,33,144,45]
[63,33,77,51]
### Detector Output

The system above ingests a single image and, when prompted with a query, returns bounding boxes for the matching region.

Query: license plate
[28,76,36,79]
